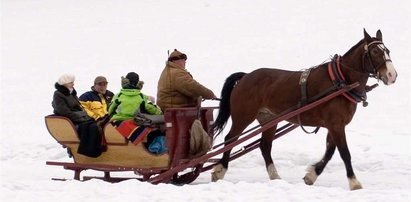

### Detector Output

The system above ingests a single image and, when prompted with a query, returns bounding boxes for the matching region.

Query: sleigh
[46,83,359,184]
[46,106,218,183]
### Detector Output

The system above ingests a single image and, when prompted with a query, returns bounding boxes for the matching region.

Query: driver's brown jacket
[156,61,215,111]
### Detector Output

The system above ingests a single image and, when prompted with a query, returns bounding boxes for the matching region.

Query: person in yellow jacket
[157,49,217,111]
[79,76,114,121]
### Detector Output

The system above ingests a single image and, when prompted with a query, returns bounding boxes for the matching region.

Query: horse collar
[328,55,367,105]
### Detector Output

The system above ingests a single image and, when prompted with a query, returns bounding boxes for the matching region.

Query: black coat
[52,82,103,157]
[52,83,91,124]
[77,120,103,157]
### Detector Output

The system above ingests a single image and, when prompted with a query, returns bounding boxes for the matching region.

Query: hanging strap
[297,68,320,134]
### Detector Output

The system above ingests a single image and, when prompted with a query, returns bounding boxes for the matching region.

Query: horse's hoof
[211,172,219,182]
[303,176,314,185]
[267,164,281,180]
[211,164,227,182]
[349,177,363,190]
[303,165,318,185]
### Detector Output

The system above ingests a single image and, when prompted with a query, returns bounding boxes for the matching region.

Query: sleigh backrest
[45,115,79,144]
[45,115,128,145]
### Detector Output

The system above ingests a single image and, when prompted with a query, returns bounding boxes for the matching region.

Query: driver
[157,49,217,111]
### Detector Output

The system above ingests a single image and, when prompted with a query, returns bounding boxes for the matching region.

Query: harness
[297,68,320,134]
[328,55,367,104]
[297,52,380,134]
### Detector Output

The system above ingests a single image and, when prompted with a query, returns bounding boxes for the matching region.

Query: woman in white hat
[52,74,104,157]
[52,74,91,123]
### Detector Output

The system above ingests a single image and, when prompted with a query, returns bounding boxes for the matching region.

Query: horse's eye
[371,48,379,55]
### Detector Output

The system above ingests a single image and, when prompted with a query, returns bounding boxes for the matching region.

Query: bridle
[362,40,392,79]
[325,40,391,107]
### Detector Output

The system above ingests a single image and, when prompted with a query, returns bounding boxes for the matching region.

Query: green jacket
[108,89,162,121]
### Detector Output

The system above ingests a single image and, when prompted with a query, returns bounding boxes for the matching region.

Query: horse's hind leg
[257,109,280,180]
[303,132,336,185]
[260,127,280,180]
[211,112,255,182]
[211,129,243,182]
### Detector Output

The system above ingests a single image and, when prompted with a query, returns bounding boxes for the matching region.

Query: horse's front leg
[303,132,336,185]
[333,127,362,190]
[326,126,362,190]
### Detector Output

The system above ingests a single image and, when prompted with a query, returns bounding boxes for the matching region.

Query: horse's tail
[212,72,246,136]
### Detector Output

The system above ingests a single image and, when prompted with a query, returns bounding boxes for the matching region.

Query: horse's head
[363,29,397,85]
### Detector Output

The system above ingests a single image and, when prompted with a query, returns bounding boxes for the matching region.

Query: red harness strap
[327,56,359,104]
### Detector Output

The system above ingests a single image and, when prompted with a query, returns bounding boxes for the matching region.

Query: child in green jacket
[109,72,162,120]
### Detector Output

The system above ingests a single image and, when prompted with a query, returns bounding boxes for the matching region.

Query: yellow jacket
[79,89,114,120]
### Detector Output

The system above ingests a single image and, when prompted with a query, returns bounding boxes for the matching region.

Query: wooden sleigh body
[45,107,216,183]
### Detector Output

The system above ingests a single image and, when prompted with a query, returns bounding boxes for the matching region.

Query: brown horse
[211,29,397,190]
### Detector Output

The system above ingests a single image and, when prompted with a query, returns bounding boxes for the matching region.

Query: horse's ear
[376,30,383,41]
[363,28,372,42]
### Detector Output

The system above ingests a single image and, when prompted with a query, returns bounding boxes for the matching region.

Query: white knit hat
[58,74,75,85]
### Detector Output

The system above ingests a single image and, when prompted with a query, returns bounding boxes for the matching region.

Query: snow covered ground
[1,0,410,201]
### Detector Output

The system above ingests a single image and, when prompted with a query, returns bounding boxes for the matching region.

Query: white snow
[1,0,410,201]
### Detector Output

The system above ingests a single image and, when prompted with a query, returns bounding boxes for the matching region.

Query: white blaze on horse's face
[377,44,397,85]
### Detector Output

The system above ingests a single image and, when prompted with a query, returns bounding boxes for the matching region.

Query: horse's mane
[343,39,366,57]
[312,39,368,69]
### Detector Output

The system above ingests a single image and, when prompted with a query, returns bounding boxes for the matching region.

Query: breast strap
[328,55,366,104]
